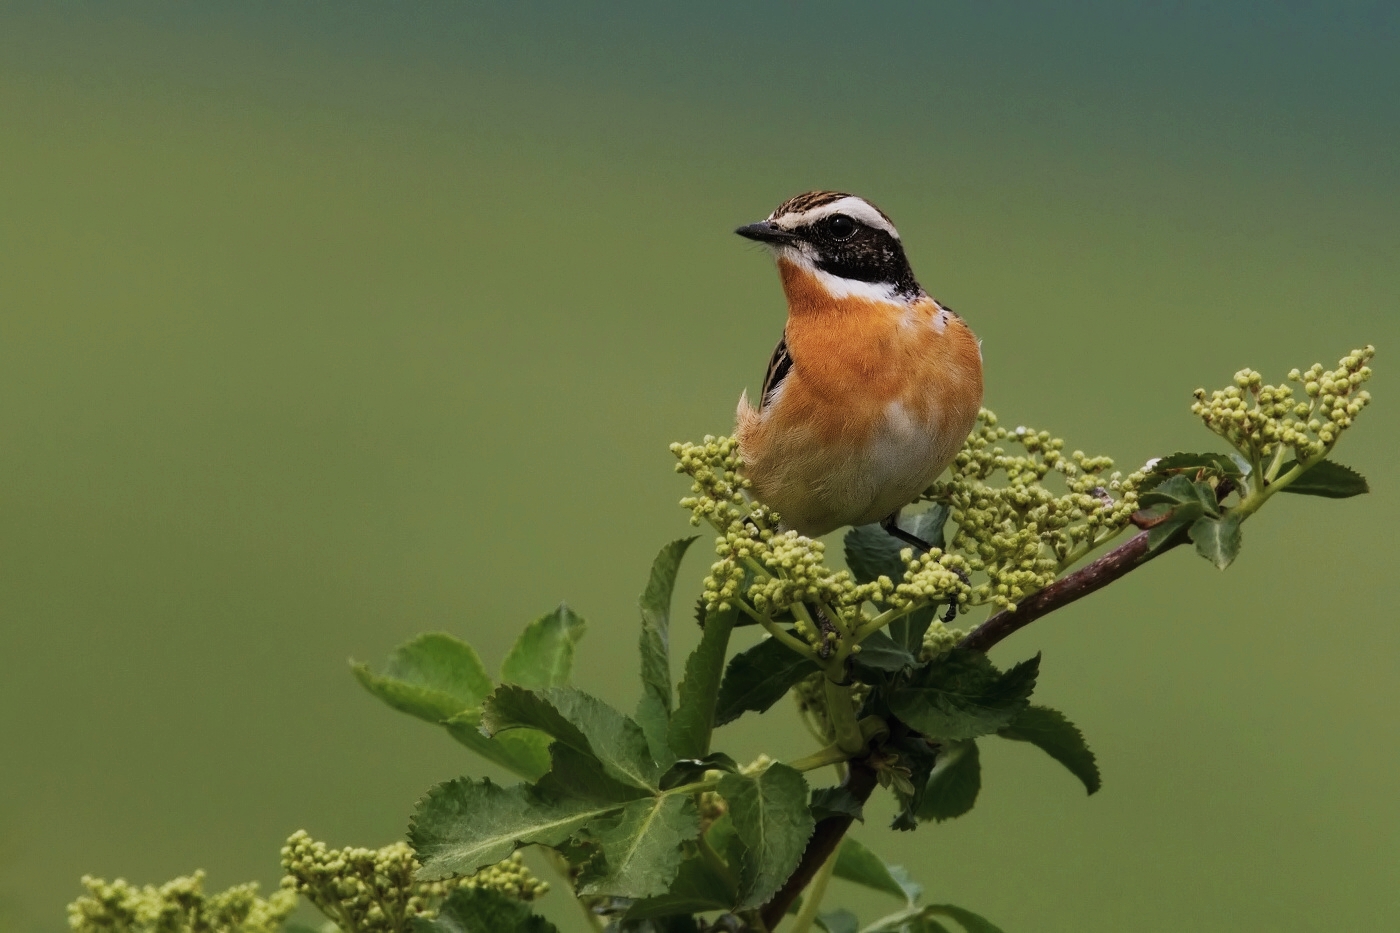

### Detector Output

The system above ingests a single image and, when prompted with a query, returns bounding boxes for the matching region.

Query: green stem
[823,676,865,755]
[758,613,822,661]
[787,846,839,933]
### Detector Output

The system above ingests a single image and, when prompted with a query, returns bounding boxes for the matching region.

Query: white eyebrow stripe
[769,197,901,240]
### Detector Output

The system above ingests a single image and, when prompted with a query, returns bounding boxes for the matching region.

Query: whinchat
[734,191,983,544]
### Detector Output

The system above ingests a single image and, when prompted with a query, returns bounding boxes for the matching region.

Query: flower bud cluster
[280,831,545,933]
[928,411,1141,611]
[889,548,971,611]
[1192,346,1372,463]
[68,871,295,933]
[918,620,967,662]
[674,436,968,650]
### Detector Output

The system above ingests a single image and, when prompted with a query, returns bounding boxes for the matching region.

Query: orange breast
[773,260,983,448]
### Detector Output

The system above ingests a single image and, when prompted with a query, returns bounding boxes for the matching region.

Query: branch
[959,528,1180,654]
[759,761,879,929]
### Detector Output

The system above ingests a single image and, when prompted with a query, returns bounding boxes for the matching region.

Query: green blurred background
[2,3,1397,930]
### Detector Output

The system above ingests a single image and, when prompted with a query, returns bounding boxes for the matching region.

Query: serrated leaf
[484,685,660,791]
[668,606,738,759]
[1138,474,1218,516]
[917,740,980,822]
[637,538,697,763]
[352,632,494,724]
[1189,512,1243,570]
[1276,458,1370,498]
[852,630,919,674]
[888,606,937,659]
[886,732,940,831]
[998,705,1100,795]
[1145,500,1203,553]
[714,634,821,726]
[535,742,652,804]
[1153,451,1243,473]
[833,836,922,904]
[719,764,815,908]
[816,909,860,933]
[886,650,1040,741]
[442,708,553,781]
[623,849,738,919]
[658,752,740,790]
[638,538,697,712]
[410,887,559,933]
[409,778,621,879]
[577,793,700,898]
[500,604,586,691]
[810,785,865,822]
[844,507,949,585]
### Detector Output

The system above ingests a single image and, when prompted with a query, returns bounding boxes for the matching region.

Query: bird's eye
[826,214,857,240]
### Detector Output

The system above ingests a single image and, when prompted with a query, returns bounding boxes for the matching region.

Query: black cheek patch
[814,229,920,297]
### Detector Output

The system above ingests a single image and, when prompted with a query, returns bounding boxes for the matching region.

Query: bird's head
[736,191,921,302]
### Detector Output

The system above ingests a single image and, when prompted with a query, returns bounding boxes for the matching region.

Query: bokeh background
[2,3,1397,931]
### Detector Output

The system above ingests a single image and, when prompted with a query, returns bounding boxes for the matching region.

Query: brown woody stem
[759,760,879,929]
[960,528,1181,653]
[760,524,1186,928]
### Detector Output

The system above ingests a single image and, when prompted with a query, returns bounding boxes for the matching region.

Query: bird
[733,191,983,548]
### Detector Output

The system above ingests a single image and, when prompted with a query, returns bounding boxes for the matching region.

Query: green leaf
[998,705,1100,795]
[636,537,697,763]
[500,604,587,690]
[576,793,700,898]
[535,743,652,804]
[916,740,981,822]
[833,836,922,904]
[484,685,660,791]
[352,632,493,724]
[411,887,559,933]
[623,850,738,919]
[409,777,621,879]
[852,630,919,674]
[810,785,865,822]
[1138,451,1243,493]
[888,606,936,659]
[1145,500,1203,553]
[442,708,553,781]
[925,904,1007,933]
[886,733,939,831]
[886,649,1040,741]
[844,507,949,585]
[719,763,815,908]
[816,909,860,933]
[714,633,821,726]
[1188,512,1243,570]
[668,606,738,759]
[1276,458,1370,498]
[1138,474,1218,515]
[658,752,740,790]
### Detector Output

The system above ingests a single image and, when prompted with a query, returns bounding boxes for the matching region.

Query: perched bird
[734,191,983,544]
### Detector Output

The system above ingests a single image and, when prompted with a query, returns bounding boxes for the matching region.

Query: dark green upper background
[2,3,1397,930]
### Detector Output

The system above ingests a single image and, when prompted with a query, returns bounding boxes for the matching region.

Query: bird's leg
[881,511,965,624]
[880,510,935,552]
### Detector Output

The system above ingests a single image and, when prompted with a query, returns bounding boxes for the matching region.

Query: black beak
[735,221,799,245]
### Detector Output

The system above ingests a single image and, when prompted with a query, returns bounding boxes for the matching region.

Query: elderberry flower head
[1192,346,1374,463]
[280,830,545,933]
[68,872,295,933]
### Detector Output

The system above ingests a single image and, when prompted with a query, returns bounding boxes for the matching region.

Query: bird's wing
[760,332,793,410]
